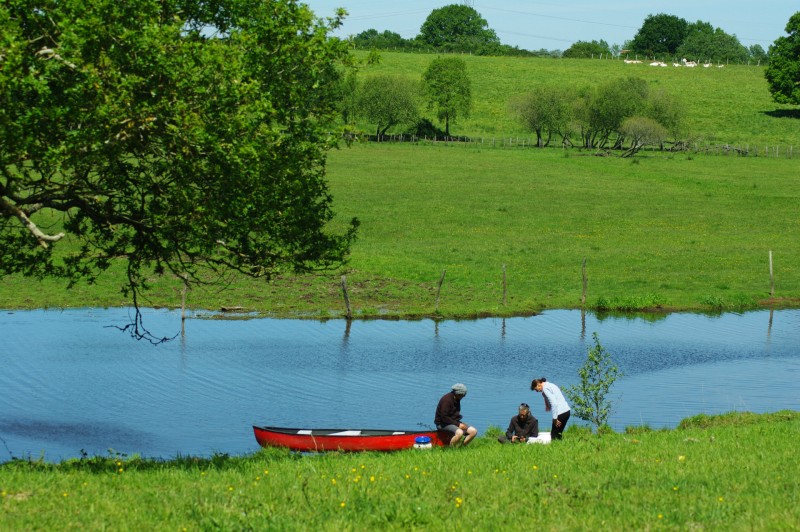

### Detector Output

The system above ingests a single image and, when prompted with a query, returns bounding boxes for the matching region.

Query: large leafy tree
[0,0,359,340]
[418,4,499,53]
[583,77,650,149]
[357,74,419,137]
[677,21,748,63]
[765,12,800,105]
[510,86,574,147]
[630,13,689,56]
[421,57,471,137]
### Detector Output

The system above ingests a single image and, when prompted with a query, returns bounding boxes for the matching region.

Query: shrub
[565,333,622,432]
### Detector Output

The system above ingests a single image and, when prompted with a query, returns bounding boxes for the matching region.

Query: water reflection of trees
[593,311,670,324]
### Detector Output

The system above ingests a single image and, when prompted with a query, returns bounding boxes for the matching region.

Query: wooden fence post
[581,257,588,307]
[502,264,507,306]
[341,275,352,320]
[769,251,774,297]
[435,269,447,313]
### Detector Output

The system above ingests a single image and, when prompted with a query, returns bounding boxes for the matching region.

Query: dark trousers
[551,410,570,440]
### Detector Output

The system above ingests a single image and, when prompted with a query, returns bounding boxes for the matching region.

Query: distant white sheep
[624,57,725,70]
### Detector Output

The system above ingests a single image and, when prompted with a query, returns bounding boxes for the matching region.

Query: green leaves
[357,74,419,137]
[565,333,622,431]
[765,12,800,105]
[1,0,358,339]
[630,14,689,56]
[418,5,500,54]
[421,57,471,137]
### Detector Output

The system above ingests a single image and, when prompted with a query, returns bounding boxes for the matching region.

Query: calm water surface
[1,308,798,462]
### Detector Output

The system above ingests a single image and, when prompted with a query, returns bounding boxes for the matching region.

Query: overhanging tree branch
[1,0,359,341]
[0,196,64,248]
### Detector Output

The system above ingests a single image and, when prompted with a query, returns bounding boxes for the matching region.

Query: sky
[300,1,797,51]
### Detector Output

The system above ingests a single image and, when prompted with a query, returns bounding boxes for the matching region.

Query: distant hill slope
[352,52,799,147]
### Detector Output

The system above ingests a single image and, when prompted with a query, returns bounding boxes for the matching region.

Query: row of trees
[510,77,683,156]
[352,5,558,57]
[625,14,766,64]
[341,59,682,158]
[351,5,768,63]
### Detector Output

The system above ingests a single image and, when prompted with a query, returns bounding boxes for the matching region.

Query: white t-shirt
[542,382,570,419]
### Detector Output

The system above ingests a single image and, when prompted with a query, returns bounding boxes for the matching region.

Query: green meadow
[2,412,798,529]
[354,52,799,147]
[1,53,799,317]
[4,144,798,316]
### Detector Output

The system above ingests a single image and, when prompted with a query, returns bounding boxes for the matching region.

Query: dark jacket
[505,413,539,440]
[435,391,463,427]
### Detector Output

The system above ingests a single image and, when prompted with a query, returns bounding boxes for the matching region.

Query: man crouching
[497,403,538,443]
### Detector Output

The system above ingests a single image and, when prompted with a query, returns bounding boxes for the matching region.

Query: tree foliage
[749,44,768,64]
[563,40,611,59]
[418,4,500,54]
[677,21,748,63]
[620,116,668,157]
[0,0,359,340]
[421,57,471,136]
[511,77,684,154]
[645,88,685,139]
[335,70,360,128]
[581,77,650,149]
[564,333,622,431]
[630,13,689,56]
[352,29,406,50]
[509,86,574,147]
[765,12,800,105]
[357,74,419,137]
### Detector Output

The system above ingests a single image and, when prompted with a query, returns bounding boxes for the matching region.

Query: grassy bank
[2,411,798,529]
[3,145,798,317]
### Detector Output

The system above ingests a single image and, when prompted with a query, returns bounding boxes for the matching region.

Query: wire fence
[340,133,796,158]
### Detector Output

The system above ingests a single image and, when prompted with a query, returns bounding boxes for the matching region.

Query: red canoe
[253,425,449,452]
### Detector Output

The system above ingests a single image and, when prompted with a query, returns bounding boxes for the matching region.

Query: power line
[340,8,431,22]
[476,5,638,30]
[494,29,576,45]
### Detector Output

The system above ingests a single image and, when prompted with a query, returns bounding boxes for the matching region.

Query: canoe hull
[253,426,449,452]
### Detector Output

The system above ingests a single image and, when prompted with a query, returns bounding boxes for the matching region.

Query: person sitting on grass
[435,383,478,447]
[497,402,539,443]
